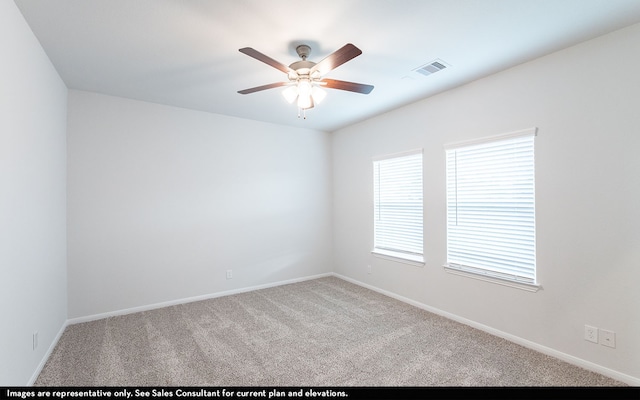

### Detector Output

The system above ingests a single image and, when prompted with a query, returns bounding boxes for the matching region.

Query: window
[444,128,537,289]
[373,149,423,264]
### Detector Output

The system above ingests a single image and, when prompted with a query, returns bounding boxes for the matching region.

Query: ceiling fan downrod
[296,44,311,60]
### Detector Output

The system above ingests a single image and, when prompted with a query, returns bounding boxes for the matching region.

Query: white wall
[332,23,640,382]
[5,0,638,384]
[0,1,68,386]
[67,91,333,319]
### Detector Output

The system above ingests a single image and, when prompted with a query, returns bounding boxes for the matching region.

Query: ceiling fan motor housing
[289,45,316,80]
[289,60,316,72]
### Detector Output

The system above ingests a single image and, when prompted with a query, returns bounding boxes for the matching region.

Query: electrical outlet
[226,269,233,280]
[32,332,38,350]
[600,329,616,348]
[367,265,372,274]
[584,325,598,343]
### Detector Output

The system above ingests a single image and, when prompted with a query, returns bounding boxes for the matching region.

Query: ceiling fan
[237,43,374,118]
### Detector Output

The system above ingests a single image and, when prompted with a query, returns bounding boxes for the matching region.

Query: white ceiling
[14,0,640,132]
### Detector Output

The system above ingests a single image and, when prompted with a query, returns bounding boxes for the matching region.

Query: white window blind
[445,129,536,285]
[373,150,423,263]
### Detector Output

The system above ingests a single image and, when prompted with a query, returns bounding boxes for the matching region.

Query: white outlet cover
[584,325,598,343]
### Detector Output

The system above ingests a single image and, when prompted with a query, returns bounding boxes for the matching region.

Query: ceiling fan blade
[310,43,362,76]
[321,79,374,94]
[239,47,292,74]
[238,82,289,95]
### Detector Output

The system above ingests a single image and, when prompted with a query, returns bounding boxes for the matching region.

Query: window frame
[443,128,539,291]
[371,149,424,266]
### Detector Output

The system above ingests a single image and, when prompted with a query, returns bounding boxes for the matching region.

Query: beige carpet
[35,277,625,386]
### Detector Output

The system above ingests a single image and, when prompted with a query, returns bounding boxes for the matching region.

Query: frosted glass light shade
[311,87,327,105]
[282,86,298,103]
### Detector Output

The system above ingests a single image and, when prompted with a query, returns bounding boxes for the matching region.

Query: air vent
[414,59,450,77]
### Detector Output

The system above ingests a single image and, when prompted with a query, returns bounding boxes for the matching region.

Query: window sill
[444,264,541,292]
[372,249,424,267]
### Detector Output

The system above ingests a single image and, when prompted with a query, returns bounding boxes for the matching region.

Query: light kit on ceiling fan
[237,43,374,119]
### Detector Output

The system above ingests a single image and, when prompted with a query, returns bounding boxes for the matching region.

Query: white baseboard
[332,272,640,387]
[28,319,68,386]
[67,273,333,326]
